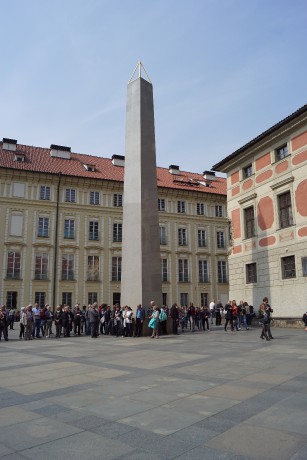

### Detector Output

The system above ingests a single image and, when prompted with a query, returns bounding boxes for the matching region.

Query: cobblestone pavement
[0,325,306,459]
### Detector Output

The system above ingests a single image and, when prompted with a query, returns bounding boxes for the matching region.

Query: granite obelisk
[121,62,162,310]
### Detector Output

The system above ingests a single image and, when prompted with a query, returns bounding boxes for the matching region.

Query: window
[7,252,21,279]
[276,144,289,161]
[161,259,168,282]
[88,292,98,304]
[199,260,209,283]
[243,164,253,179]
[217,231,225,249]
[113,194,122,207]
[178,259,189,282]
[178,228,187,246]
[113,223,122,242]
[61,254,74,280]
[35,292,46,309]
[7,291,18,309]
[246,263,257,283]
[89,221,99,241]
[198,229,206,247]
[201,292,208,307]
[62,292,72,307]
[64,219,75,239]
[177,200,186,213]
[218,261,227,283]
[160,226,167,245]
[302,257,307,276]
[162,293,167,306]
[40,186,50,200]
[65,188,76,203]
[35,254,48,280]
[281,256,296,279]
[89,191,100,205]
[87,255,99,281]
[180,293,188,306]
[215,205,223,217]
[244,207,255,239]
[10,214,23,236]
[158,198,166,211]
[196,203,204,215]
[38,217,49,238]
[278,191,293,229]
[112,257,122,281]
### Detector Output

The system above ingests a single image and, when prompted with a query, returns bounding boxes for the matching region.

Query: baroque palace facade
[0,138,228,309]
[213,104,307,318]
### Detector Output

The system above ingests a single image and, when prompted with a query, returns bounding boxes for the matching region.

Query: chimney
[50,144,71,159]
[203,170,216,181]
[169,164,180,175]
[112,154,125,167]
[2,138,17,152]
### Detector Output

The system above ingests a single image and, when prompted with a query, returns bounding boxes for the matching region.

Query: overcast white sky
[0,0,306,173]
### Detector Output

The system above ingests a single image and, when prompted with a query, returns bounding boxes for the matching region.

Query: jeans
[32,318,41,337]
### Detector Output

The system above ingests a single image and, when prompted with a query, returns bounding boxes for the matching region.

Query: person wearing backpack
[159,306,168,335]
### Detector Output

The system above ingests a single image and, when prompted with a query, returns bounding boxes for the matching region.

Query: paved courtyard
[0,326,306,460]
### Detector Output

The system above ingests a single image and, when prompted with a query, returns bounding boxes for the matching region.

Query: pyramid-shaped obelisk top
[128,61,152,84]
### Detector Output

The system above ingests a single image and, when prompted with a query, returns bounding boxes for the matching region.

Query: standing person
[170,303,179,335]
[148,303,160,339]
[89,304,99,338]
[242,302,249,331]
[179,308,186,333]
[19,307,26,339]
[24,305,34,340]
[224,300,233,331]
[135,304,145,337]
[232,300,239,331]
[0,306,9,341]
[54,306,62,338]
[303,311,307,331]
[40,305,46,337]
[259,297,274,340]
[215,300,223,326]
[188,303,196,332]
[45,306,53,338]
[73,304,82,336]
[8,308,15,330]
[202,306,210,331]
[209,299,216,325]
[62,306,71,337]
[159,306,168,335]
[32,303,41,339]
[124,306,133,337]
[113,305,122,337]
[245,303,251,327]
[81,305,86,333]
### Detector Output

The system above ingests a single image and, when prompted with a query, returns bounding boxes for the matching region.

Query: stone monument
[121,62,162,310]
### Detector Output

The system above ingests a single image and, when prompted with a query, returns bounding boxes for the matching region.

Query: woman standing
[148,305,160,338]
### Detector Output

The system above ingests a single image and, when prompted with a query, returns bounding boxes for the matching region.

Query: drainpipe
[52,172,62,311]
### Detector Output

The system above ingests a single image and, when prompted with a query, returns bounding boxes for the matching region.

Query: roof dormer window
[14,154,25,162]
[83,164,95,172]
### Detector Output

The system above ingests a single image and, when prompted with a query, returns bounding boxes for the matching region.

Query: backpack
[159,310,167,321]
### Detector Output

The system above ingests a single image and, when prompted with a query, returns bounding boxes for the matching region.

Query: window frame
[161,258,168,282]
[34,253,49,280]
[177,200,186,213]
[217,231,225,249]
[112,257,122,281]
[61,254,74,281]
[113,194,123,207]
[196,203,205,215]
[87,255,100,281]
[64,219,75,239]
[160,226,167,245]
[89,221,99,241]
[158,198,166,212]
[7,251,21,279]
[278,191,293,229]
[89,191,100,205]
[198,259,209,283]
[113,222,122,243]
[215,205,223,217]
[38,217,49,238]
[281,255,296,279]
[40,185,51,201]
[178,227,187,246]
[275,144,289,162]
[244,206,255,239]
[198,229,206,247]
[243,164,253,179]
[217,260,227,283]
[246,262,257,284]
[178,258,189,282]
[65,188,76,203]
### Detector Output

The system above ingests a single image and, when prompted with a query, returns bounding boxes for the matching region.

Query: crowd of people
[1,297,306,343]
[0,298,275,342]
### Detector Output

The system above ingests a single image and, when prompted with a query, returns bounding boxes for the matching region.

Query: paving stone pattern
[0,327,306,459]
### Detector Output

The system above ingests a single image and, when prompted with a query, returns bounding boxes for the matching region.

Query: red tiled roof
[0,143,226,196]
